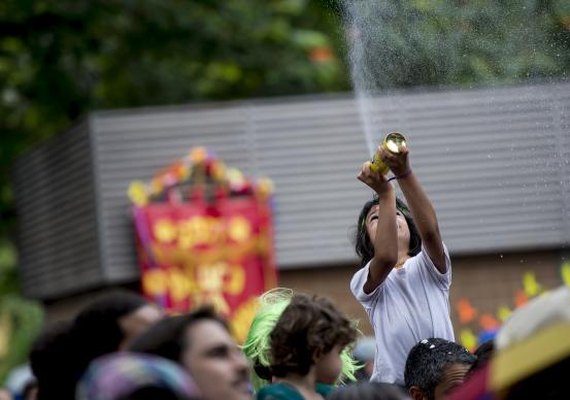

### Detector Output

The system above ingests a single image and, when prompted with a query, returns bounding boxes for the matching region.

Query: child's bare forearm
[366,187,398,290]
[398,173,439,237]
[398,172,447,271]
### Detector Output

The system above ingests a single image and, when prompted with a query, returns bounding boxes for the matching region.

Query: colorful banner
[130,148,277,342]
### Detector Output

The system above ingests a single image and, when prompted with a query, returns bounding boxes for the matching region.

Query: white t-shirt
[350,244,455,385]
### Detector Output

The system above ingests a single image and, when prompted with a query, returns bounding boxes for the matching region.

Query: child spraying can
[351,132,455,386]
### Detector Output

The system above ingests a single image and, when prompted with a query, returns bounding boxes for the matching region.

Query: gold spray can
[370,132,407,174]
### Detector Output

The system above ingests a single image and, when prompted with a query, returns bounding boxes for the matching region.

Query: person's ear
[409,386,426,400]
[312,349,323,363]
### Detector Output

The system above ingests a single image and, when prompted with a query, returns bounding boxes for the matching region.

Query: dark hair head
[128,307,228,363]
[327,382,410,400]
[35,291,151,399]
[29,320,78,400]
[404,338,476,399]
[269,294,357,378]
[72,290,149,361]
[354,197,421,268]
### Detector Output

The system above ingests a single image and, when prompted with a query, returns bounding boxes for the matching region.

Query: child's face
[314,344,343,384]
[365,205,410,248]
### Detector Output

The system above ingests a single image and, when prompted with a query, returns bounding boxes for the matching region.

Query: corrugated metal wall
[14,81,570,300]
[13,120,103,299]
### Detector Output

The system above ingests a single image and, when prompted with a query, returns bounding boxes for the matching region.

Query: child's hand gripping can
[370,132,407,174]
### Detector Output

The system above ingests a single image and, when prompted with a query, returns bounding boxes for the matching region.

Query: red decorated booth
[128,147,277,341]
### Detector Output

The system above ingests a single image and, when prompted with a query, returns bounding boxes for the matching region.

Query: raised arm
[357,160,399,293]
[381,146,447,273]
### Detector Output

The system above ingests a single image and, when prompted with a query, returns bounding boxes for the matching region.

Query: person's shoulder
[408,245,449,268]
[350,261,386,303]
[408,245,452,289]
[349,263,369,292]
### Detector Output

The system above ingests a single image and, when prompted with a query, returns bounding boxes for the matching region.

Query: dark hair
[506,355,569,400]
[354,197,421,268]
[269,294,357,378]
[31,291,151,400]
[404,338,476,400]
[468,340,495,375]
[327,382,410,400]
[29,321,77,400]
[253,361,272,381]
[128,307,229,363]
[72,290,150,363]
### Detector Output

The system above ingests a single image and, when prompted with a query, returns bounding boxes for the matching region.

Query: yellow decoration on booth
[190,147,207,164]
[194,262,230,315]
[229,217,252,242]
[231,297,260,344]
[211,161,226,181]
[154,219,177,243]
[497,306,512,323]
[128,181,148,206]
[143,269,168,296]
[177,216,225,248]
[227,168,245,187]
[227,264,246,295]
[169,269,192,304]
[178,218,204,249]
[257,178,274,197]
[522,272,542,297]
[150,179,162,195]
[561,261,570,288]
[459,328,477,352]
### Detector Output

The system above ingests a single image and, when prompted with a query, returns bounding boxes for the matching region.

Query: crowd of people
[5,283,567,400]
[3,143,569,399]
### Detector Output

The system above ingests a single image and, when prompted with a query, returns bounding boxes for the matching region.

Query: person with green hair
[242,289,360,398]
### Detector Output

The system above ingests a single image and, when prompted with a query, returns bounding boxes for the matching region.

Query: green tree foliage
[0,240,44,383]
[342,0,570,91]
[0,0,347,382]
[0,0,348,237]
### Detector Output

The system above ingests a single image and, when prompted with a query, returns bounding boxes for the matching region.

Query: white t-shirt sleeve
[417,242,452,290]
[350,260,384,306]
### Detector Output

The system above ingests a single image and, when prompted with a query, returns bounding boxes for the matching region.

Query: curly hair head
[242,288,294,390]
[269,293,358,379]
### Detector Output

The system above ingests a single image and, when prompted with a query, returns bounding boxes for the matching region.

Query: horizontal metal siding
[12,121,102,299]
[384,84,570,254]
[249,83,570,267]
[90,81,570,280]
[91,108,255,282]
[248,98,370,267]
[557,91,570,241]
[16,81,569,299]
